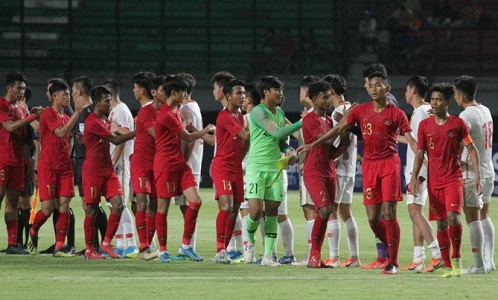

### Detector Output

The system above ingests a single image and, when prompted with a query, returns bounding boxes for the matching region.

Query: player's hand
[110,121,120,134]
[74,96,85,112]
[297,144,312,155]
[300,108,308,119]
[341,102,357,121]
[30,106,44,117]
[205,124,216,134]
[286,148,298,166]
[342,151,349,160]
[410,177,419,197]
[333,111,343,123]
[475,179,483,196]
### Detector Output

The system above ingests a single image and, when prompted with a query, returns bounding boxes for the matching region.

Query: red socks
[31,210,49,235]
[311,214,328,252]
[437,229,451,267]
[6,219,18,245]
[84,215,96,251]
[55,212,69,250]
[384,218,400,266]
[155,212,167,252]
[183,201,201,246]
[146,213,156,246]
[449,223,462,259]
[103,212,121,244]
[136,210,148,249]
[216,210,229,252]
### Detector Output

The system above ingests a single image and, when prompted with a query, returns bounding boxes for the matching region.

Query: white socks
[469,220,485,268]
[305,220,314,258]
[279,218,294,257]
[428,239,442,259]
[344,217,359,258]
[413,246,426,263]
[481,217,495,267]
[327,220,340,259]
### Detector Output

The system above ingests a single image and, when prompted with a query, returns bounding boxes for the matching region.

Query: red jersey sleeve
[139,106,155,133]
[43,110,64,134]
[346,105,359,127]
[164,109,184,136]
[0,102,10,124]
[86,116,112,138]
[220,112,244,137]
[397,109,411,135]
[417,119,427,150]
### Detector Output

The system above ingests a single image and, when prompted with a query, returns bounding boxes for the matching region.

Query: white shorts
[481,177,494,205]
[335,175,354,205]
[174,174,201,206]
[299,173,314,207]
[406,180,428,206]
[463,178,493,208]
[278,171,288,215]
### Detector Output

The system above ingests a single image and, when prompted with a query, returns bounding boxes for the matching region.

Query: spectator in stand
[358,10,378,53]
[275,28,295,72]
[297,27,317,73]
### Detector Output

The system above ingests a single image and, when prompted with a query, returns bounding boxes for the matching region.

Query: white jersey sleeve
[332,102,357,177]
[404,103,431,183]
[109,102,135,170]
[180,101,204,175]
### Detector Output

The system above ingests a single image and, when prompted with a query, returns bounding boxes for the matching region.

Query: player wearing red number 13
[298,72,417,274]
[411,83,481,278]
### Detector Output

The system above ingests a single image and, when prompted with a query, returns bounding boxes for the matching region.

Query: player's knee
[188,200,202,210]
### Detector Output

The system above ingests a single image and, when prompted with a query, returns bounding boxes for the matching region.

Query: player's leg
[52,196,73,257]
[17,193,31,249]
[181,184,204,261]
[82,176,105,259]
[278,172,294,264]
[445,183,464,277]
[29,198,56,255]
[3,165,28,255]
[120,172,139,258]
[462,179,486,273]
[480,177,495,271]
[99,174,124,258]
[325,203,341,267]
[339,203,360,267]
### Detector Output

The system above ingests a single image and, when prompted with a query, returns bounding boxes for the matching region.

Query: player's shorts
[428,180,463,221]
[38,168,75,201]
[481,177,494,205]
[362,155,402,205]
[211,162,244,204]
[0,162,25,192]
[406,180,428,206]
[335,175,354,205]
[175,174,200,206]
[240,199,249,209]
[82,172,123,205]
[131,166,157,199]
[299,173,314,207]
[156,167,197,199]
[245,168,283,202]
[304,174,336,210]
[278,171,288,215]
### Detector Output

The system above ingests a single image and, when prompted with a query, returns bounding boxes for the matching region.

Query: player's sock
[6,219,18,245]
[311,215,328,252]
[481,217,495,266]
[191,223,198,251]
[384,218,400,266]
[369,220,388,246]
[216,210,230,252]
[67,208,75,247]
[18,208,30,246]
[183,201,201,246]
[146,213,156,246]
[115,224,125,250]
[428,239,442,259]
[228,213,243,252]
[55,212,69,250]
[103,212,121,245]
[121,207,137,248]
[306,220,314,257]
[259,217,266,242]
[95,206,108,245]
[263,216,278,257]
[279,218,294,257]
[469,220,485,268]
[224,216,236,250]
[52,209,59,239]
[136,210,148,249]
[241,215,248,247]
[437,229,451,267]
[327,220,340,259]
[344,217,359,258]
[84,215,96,251]
[376,237,388,259]
[246,216,260,243]
[448,223,462,259]
[155,211,167,252]
[413,246,425,263]
[31,210,49,235]
[17,209,23,245]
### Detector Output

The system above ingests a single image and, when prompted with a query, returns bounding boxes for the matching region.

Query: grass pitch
[1,189,497,299]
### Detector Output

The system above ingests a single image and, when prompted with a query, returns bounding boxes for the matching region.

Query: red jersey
[38,107,71,171]
[302,111,336,178]
[154,104,188,173]
[82,112,113,176]
[213,108,244,168]
[346,102,411,160]
[0,97,24,166]
[132,103,157,169]
[418,115,470,189]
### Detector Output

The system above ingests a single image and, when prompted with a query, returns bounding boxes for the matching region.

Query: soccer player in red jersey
[28,81,84,257]
[211,79,249,263]
[411,82,481,278]
[154,75,215,263]
[302,81,350,268]
[298,72,417,274]
[82,86,135,259]
[0,72,40,255]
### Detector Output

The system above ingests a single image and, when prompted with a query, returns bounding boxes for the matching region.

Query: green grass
[1,189,497,299]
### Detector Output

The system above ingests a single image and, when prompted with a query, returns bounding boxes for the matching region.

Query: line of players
[0,65,494,277]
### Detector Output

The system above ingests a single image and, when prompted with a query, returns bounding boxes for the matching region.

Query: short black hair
[90,85,112,104]
[177,73,196,95]
[47,77,68,86]
[49,81,70,97]
[150,75,167,90]
[24,86,32,101]
[259,76,283,98]
[102,79,120,98]
[6,72,27,86]
[132,71,155,99]
[362,63,387,78]
[453,75,476,100]
[244,82,261,106]
[163,75,188,98]
[428,83,455,101]
[367,71,390,85]
[322,74,346,95]
[210,71,235,86]
[406,75,429,98]
[300,75,318,88]
[308,81,331,100]
[223,79,245,96]
[73,76,93,96]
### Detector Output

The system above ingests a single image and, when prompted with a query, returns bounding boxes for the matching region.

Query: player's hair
[6,72,27,86]
[223,79,245,95]
[210,71,235,87]
[49,81,70,97]
[453,75,476,100]
[132,71,155,99]
[73,76,93,96]
[47,77,68,86]
[322,74,347,95]
[177,73,196,95]
[150,75,167,90]
[24,86,32,102]
[163,75,188,97]
[300,75,318,88]
[259,76,283,98]
[308,81,331,100]
[367,71,390,85]
[406,75,429,98]
[90,85,112,104]
[428,82,455,101]
[244,82,261,106]
[362,63,387,78]
[102,79,120,98]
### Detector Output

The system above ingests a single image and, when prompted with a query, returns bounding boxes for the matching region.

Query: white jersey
[180,101,204,175]
[404,103,431,183]
[459,104,494,180]
[332,102,357,177]
[109,101,135,172]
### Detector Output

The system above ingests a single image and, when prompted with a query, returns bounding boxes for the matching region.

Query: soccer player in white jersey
[318,74,361,268]
[399,76,443,272]
[102,79,138,258]
[454,75,495,273]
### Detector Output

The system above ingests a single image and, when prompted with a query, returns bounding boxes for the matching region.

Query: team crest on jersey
[447,130,455,137]
[383,119,392,126]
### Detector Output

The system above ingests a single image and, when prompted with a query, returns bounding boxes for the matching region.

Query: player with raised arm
[411,82,481,278]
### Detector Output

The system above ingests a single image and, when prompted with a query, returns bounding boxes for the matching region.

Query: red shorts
[304,175,336,210]
[362,155,402,205]
[155,167,197,198]
[82,172,123,205]
[131,165,157,198]
[38,167,75,201]
[211,162,244,204]
[428,181,463,221]
[0,163,24,192]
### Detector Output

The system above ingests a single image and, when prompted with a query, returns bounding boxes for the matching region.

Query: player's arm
[30,120,40,132]
[285,117,299,139]
[331,132,351,160]
[250,106,301,140]
[279,140,298,165]
[53,97,85,138]
[1,115,38,133]
[465,140,482,195]
[179,124,215,142]
[201,134,215,146]
[403,131,418,154]
[105,131,135,145]
[410,148,426,196]
[297,120,349,154]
